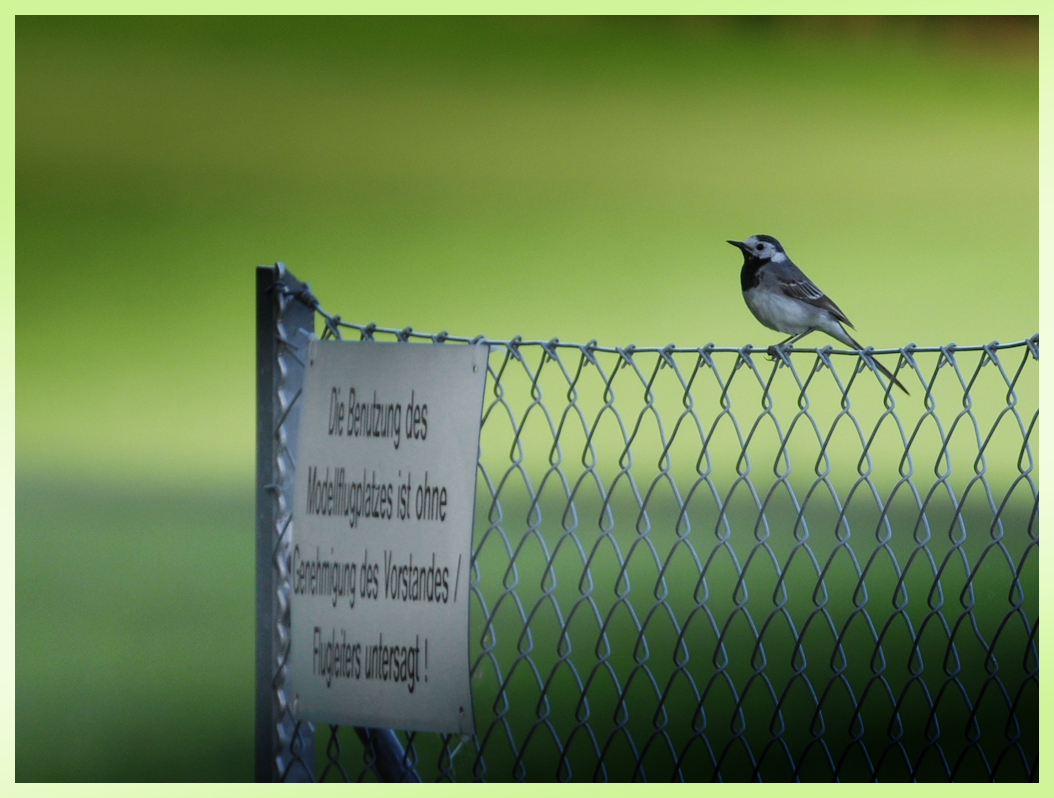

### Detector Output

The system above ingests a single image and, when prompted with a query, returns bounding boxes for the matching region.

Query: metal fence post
[256,264,316,781]
[256,264,420,782]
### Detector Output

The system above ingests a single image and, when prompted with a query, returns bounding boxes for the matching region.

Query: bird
[727,234,909,394]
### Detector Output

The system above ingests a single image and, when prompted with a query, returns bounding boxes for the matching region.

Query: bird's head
[727,235,787,263]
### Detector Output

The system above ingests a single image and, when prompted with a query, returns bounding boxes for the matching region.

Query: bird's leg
[767,335,794,360]
[783,330,814,347]
[767,329,814,360]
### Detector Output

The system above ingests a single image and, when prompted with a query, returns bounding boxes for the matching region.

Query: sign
[290,339,487,734]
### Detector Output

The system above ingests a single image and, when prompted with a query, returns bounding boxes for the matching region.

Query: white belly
[743,288,817,335]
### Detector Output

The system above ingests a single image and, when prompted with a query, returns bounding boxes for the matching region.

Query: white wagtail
[728,234,909,394]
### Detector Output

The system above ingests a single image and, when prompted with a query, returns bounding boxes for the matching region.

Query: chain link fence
[257,263,1038,782]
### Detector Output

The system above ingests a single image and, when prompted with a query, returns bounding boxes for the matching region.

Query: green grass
[15,478,256,781]
[15,473,1035,781]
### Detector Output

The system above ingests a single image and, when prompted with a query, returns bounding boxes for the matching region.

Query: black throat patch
[740,258,766,292]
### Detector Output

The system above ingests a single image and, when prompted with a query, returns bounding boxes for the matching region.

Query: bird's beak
[727,239,749,253]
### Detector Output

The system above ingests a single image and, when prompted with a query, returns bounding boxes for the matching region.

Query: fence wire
[258,263,1038,782]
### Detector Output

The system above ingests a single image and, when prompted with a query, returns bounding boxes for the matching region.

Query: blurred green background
[16,16,1037,781]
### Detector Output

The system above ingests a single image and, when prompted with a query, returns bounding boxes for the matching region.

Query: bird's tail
[842,332,910,395]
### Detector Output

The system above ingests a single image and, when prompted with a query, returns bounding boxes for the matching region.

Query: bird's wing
[778,274,855,329]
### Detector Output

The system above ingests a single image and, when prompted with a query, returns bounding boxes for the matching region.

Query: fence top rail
[270,264,1038,358]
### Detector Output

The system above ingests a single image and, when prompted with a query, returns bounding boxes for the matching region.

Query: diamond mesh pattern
[262,265,1037,782]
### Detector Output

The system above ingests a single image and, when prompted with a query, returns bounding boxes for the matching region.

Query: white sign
[290,339,487,734]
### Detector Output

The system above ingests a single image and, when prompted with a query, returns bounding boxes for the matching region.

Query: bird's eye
[756,243,765,249]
